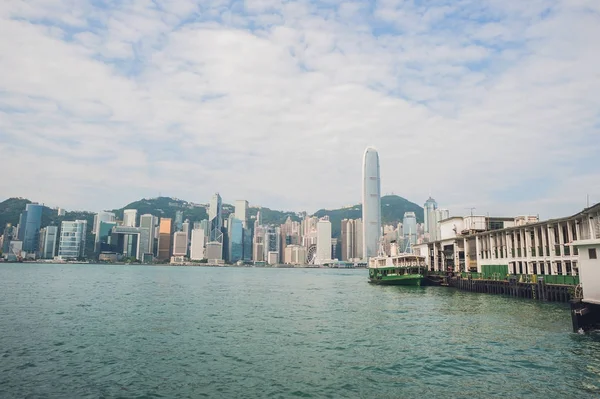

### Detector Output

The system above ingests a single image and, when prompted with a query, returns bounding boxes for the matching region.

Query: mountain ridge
[1,195,424,240]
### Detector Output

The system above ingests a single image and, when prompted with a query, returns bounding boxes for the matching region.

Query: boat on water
[368,253,426,286]
[367,235,425,286]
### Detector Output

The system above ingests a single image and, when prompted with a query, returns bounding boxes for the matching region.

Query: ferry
[368,253,426,286]
[368,238,425,286]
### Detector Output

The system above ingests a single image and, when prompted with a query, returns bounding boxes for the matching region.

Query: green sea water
[1,264,600,398]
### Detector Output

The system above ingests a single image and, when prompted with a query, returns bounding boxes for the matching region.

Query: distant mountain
[1,194,422,243]
[314,195,424,238]
[112,197,300,226]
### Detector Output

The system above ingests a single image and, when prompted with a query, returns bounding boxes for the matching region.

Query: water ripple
[0,264,599,398]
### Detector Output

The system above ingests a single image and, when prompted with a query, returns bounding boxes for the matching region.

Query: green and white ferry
[368,252,426,286]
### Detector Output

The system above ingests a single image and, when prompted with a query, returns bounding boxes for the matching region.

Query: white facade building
[172,231,188,257]
[235,200,249,228]
[190,228,206,260]
[123,209,138,227]
[316,217,332,265]
[57,220,87,260]
[362,147,381,260]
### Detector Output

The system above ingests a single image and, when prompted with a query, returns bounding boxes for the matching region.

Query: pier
[447,275,574,303]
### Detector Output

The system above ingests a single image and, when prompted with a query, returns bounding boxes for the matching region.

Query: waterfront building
[362,147,381,260]
[263,226,280,262]
[280,217,301,263]
[235,200,249,228]
[57,220,87,260]
[205,242,223,262]
[6,240,23,261]
[95,221,117,254]
[267,251,279,265]
[111,226,150,260]
[157,218,172,261]
[316,217,332,265]
[243,227,252,261]
[412,204,600,277]
[139,214,157,256]
[284,245,307,265]
[41,225,58,259]
[253,225,265,262]
[403,212,418,248]
[172,231,188,257]
[123,209,138,227]
[208,193,224,259]
[228,217,243,263]
[2,224,14,254]
[190,229,206,260]
[21,203,43,255]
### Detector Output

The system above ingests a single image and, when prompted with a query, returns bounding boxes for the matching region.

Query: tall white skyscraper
[316,217,332,265]
[123,209,138,227]
[362,147,381,259]
[235,200,249,228]
[190,228,206,260]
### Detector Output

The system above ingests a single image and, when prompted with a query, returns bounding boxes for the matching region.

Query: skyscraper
[190,228,205,260]
[139,214,157,256]
[403,212,417,247]
[316,216,332,265]
[362,147,381,259]
[41,225,58,259]
[175,211,183,232]
[235,200,249,228]
[94,211,116,236]
[208,193,223,243]
[424,197,438,241]
[123,209,138,227]
[228,217,243,263]
[158,218,172,261]
[21,203,43,254]
[57,220,87,259]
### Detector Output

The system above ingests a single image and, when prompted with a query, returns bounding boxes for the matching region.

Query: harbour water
[1,264,600,398]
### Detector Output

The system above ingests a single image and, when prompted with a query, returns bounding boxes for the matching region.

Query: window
[590,248,598,260]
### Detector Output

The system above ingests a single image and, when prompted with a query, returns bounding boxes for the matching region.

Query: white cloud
[0,0,598,220]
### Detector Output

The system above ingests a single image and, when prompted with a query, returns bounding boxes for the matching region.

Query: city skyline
[0,2,598,219]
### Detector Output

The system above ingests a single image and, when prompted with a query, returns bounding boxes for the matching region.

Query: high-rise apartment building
[157,218,172,261]
[123,209,138,227]
[362,147,381,260]
[341,219,359,261]
[57,220,87,260]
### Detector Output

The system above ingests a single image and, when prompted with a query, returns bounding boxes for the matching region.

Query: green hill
[314,195,423,238]
[1,194,422,246]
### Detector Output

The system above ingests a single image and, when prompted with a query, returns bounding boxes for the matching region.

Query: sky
[0,0,599,219]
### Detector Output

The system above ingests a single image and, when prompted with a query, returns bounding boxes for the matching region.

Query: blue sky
[0,0,599,219]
